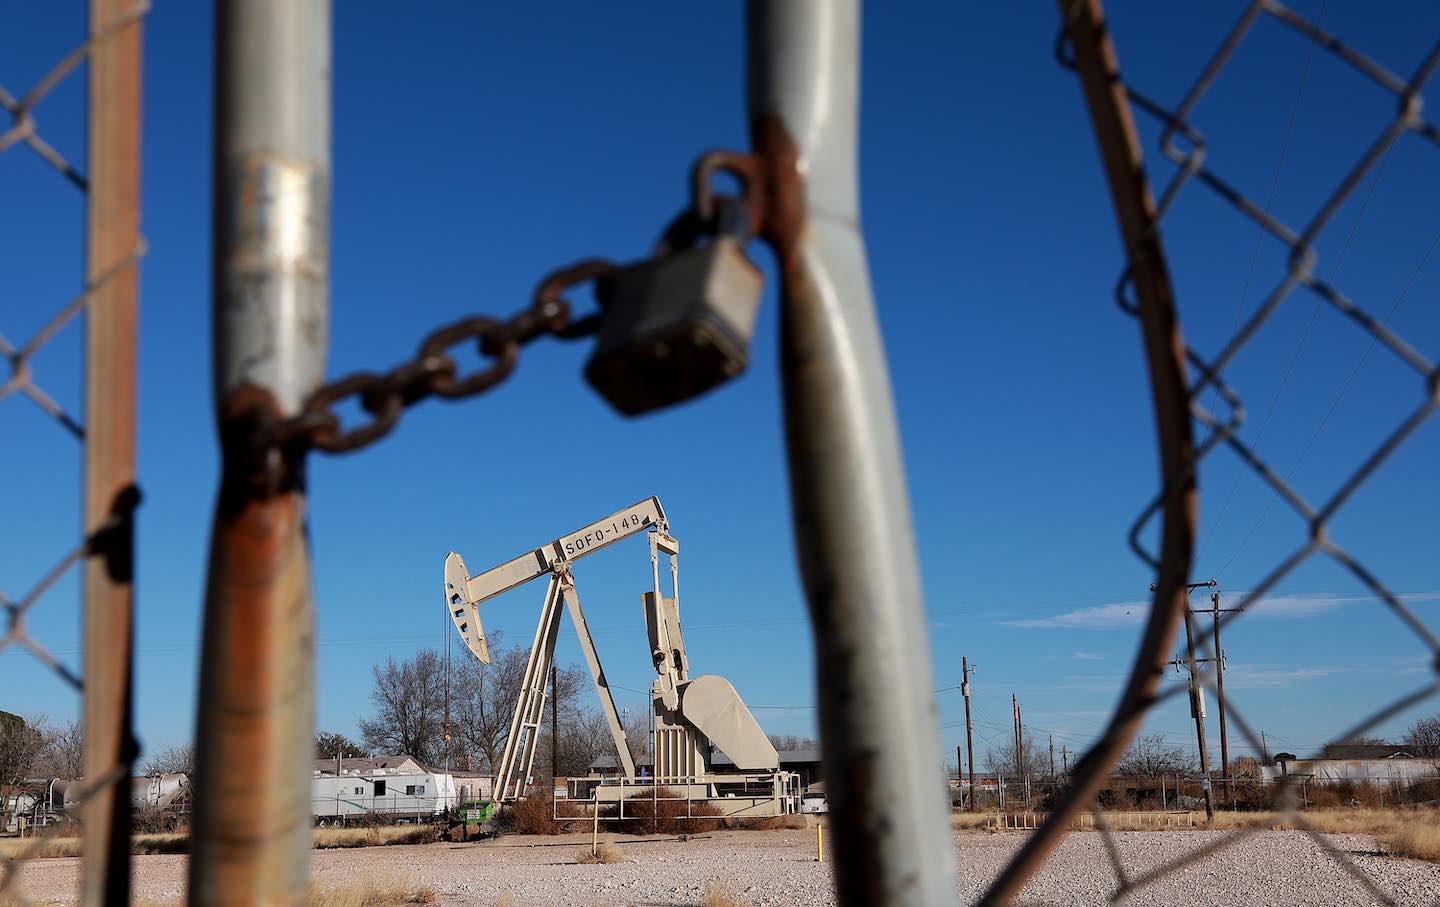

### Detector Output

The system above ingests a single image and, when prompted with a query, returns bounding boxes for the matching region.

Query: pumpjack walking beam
[447,499,669,793]
[748,2,957,903]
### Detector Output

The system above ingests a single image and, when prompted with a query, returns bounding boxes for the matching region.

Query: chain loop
[256,258,618,458]
[243,149,769,465]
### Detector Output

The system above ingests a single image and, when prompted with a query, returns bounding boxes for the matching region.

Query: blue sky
[3,2,1439,774]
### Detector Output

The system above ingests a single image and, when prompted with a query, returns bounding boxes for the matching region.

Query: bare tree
[622,706,651,767]
[360,649,446,765]
[439,633,628,783]
[0,711,46,783]
[450,639,524,773]
[768,734,819,752]
[314,731,367,761]
[32,718,84,779]
[984,730,1048,781]
[1231,755,1261,779]
[1405,714,1440,757]
[1114,734,1196,778]
[558,709,615,778]
[141,742,195,776]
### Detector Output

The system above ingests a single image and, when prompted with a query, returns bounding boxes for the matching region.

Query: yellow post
[817,821,824,862]
[592,800,600,857]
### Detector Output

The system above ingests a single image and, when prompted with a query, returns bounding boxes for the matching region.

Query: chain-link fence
[980,1,1440,903]
[6,2,1437,905]
[0,2,146,905]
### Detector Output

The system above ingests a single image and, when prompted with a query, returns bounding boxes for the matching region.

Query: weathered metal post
[747,2,958,902]
[190,2,330,903]
[83,2,143,904]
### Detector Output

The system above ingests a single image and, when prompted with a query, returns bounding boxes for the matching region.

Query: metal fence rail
[982,2,1440,903]
[0,3,146,906]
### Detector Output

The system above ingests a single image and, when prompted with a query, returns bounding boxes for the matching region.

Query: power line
[1200,130,1398,565]
[1216,223,1440,578]
[1196,0,1329,463]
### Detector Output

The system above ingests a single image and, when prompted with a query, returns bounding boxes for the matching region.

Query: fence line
[982,2,1440,904]
[0,3,146,906]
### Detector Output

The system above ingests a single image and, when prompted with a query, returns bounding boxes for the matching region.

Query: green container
[460,800,495,824]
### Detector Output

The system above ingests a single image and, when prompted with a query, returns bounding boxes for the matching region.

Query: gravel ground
[8,828,1439,905]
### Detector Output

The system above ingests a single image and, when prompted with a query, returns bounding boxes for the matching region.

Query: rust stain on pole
[192,4,329,901]
[190,390,315,905]
[83,2,142,904]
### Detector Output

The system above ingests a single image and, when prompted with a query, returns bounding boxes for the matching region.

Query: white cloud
[1072,651,1105,661]
[998,591,1440,629]
[1223,666,1336,690]
[1000,602,1147,629]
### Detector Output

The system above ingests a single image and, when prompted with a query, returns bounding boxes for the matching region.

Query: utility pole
[1156,579,1225,820]
[1061,745,1069,775]
[1013,694,1028,802]
[1211,591,1238,803]
[1260,730,1269,765]
[963,657,976,811]
[1012,694,1021,788]
[1048,735,1055,780]
[1181,580,1216,820]
[956,745,964,804]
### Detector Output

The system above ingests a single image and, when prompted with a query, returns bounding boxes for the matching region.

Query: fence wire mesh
[0,3,146,905]
[984,1,1440,903]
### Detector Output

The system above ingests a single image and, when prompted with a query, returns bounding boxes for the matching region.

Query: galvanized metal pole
[1212,592,1231,804]
[963,657,976,812]
[747,2,957,902]
[190,2,330,904]
[83,2,142,904]
[1182,602,1215,820]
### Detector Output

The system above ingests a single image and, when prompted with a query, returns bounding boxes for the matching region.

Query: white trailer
[311,770,457,824]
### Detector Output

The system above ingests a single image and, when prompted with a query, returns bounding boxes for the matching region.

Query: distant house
[1260,745,1437,787]
[1319,744,1417,760]
[313,754,425,777]
[713,748,825,792]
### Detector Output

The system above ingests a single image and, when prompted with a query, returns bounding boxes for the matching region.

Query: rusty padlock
[584,195,763,416]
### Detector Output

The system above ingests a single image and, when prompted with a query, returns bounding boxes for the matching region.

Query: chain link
[255,258,617,456]
[251,151,770,462]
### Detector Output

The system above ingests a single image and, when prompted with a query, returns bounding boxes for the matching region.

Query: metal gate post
[746,2,958,903]
[83,2,143,904]
[190,2,330,903]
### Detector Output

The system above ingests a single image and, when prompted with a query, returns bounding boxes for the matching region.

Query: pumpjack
[444,497,789,811]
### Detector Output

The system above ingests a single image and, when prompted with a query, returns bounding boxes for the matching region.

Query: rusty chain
[262,258,616,457]
[246,149,770,464]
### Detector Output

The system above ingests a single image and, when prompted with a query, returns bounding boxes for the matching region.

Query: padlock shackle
[691,149,766,237]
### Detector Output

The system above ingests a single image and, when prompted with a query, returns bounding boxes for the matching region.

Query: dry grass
[701,880,749,907]
[1388,822,1440,863]
[1202,808,1425,835]
[309,880,437,907]
[133,833,188,854]
[949,806,1440,840]
[575,841,628,864]
[728,815,789,831]
[0,832,188,860]
[313,824,440,849]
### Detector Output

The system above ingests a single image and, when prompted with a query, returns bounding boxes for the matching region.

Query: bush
[575,841,627,864]
[618,787,723,835]
[507,795,591,835]
[132,806,182,834]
